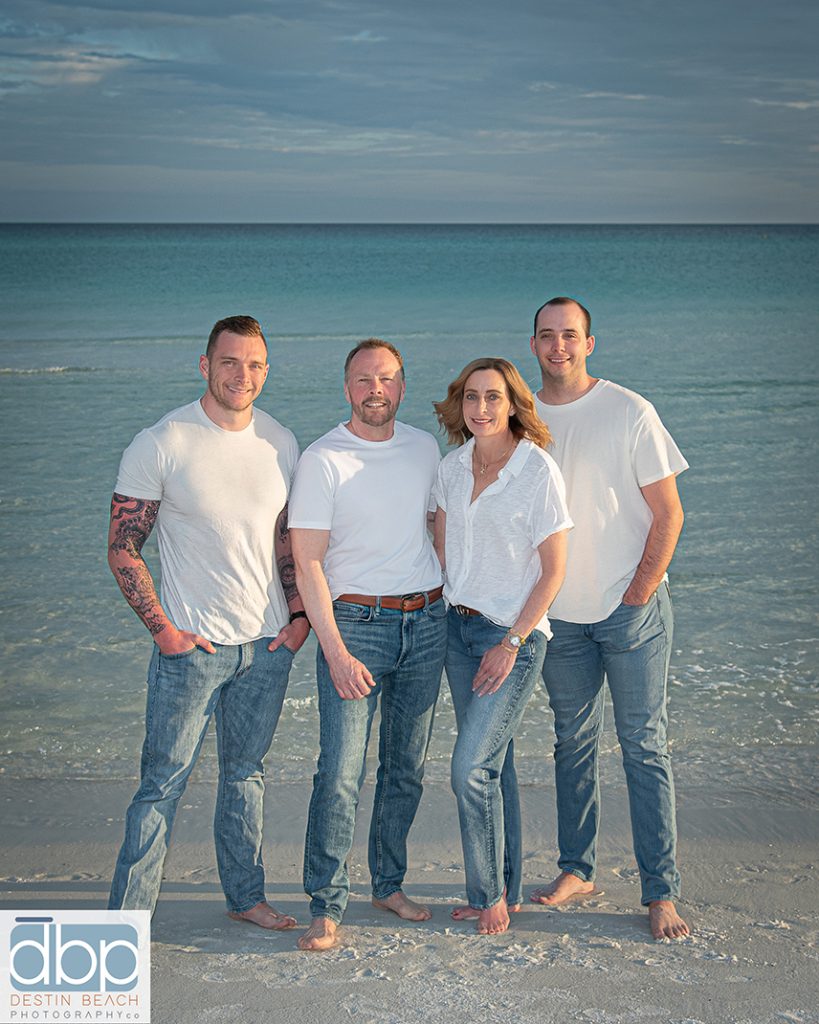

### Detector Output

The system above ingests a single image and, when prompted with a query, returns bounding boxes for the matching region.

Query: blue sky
[1,0,817,221]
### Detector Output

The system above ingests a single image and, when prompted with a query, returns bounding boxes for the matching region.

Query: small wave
[0,366,97,375]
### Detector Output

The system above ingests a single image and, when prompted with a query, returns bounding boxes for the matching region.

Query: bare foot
[372,891,431,921]
[530,872,600,906]
[297,917,338,951]
[227,901,296,930]
[450,902,521,920]
[649,900,690,940]
[477,897,510,935]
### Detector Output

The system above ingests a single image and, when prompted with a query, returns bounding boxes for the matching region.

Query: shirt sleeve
[529,460,574,547]
[285,429,301,489]
[114,428,164,501]
[288,449,336,530]
[631,404,689,487]
[433,452,451,512]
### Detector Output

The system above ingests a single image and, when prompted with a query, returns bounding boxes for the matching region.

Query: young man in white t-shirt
[107,316,310,930]
[529,297,690,941]
[289,339,446,951]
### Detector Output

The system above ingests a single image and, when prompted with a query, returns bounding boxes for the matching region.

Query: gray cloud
[0,0,816,220]
[338,29,387,43]
[750,98,819,110]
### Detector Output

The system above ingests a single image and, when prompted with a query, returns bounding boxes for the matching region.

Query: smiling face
[462,368,515,440]
[344,345,406,440]
[199,330,269,427]
[530,301,595,395]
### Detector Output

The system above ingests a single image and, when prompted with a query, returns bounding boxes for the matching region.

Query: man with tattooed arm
[107,315,309,929]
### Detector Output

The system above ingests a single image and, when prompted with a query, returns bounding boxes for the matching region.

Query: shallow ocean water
[0,224,816,805]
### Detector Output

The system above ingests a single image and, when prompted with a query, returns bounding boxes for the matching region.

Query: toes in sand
[530,872,598,906]
[649,900,690,941]
[477,898,510,935]
[372,891,432,921]
[297,917,338,951]
[227,901,297,930]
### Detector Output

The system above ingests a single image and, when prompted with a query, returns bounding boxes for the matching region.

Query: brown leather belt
[336,586,444,612]
[453,604,481,616]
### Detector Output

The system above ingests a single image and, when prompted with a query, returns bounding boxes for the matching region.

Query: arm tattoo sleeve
[276,502,290,545]
[117,564,168,636]
[109,494,166,635]
[274,502,299,604]
[109,494,160,557]
[277,555,299,603]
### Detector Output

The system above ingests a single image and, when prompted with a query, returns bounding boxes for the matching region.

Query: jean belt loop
[375,596,382,617]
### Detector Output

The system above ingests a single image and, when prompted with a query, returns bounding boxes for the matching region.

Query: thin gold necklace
[473,441,516,477]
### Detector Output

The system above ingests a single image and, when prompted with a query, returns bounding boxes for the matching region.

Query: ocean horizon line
[1,220,817,229]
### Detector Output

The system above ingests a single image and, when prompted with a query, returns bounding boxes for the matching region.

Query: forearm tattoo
[274,502,299,603]
[277,555,299,603]
[116,564,167,636]
[109,494,165,635]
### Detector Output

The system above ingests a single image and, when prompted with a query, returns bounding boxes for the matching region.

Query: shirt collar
[457,436,533,476]
[457,436,476,466]
[504,438,533,477]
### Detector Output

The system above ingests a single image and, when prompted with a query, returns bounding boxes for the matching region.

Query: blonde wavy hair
[434,357,552,448]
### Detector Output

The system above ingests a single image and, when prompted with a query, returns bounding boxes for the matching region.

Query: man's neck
[344,418,397,442]
[537,374,599,407]
[199,394,254,431]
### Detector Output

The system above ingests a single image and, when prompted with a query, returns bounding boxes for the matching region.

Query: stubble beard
[208,376,256,413]
[354,398,396,428]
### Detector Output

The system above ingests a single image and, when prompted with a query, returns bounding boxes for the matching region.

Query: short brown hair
[344,338,405,381]
[434,357,552,449]
[207,315,267,358]
[533,297,592,337]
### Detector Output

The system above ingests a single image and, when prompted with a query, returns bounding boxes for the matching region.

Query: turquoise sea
[0,224,816,807]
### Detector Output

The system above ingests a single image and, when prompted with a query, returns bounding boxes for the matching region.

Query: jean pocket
[426,598,447,621]
[612,592,665,645]
[332,601,374,623]
[158,645,199,660]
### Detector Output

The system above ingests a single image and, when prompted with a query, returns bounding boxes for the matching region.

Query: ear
[529,335,537,356]
[199,354,209,381]
[586,334,596,356]
[343,380,351,403]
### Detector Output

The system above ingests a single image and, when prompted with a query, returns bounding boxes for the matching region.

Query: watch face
[509,634,522,647]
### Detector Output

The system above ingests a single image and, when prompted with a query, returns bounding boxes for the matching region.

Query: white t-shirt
[288,421,443,598]
[534,380,688,624]
[434,439,572,638]
[115,399,299,645]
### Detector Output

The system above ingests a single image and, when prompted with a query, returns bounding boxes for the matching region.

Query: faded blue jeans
[542,581,681,905]
[303,597,447,923]
[447,609,548,910]
[109,639,293,915]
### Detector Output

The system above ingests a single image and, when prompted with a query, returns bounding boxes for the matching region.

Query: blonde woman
[433,357,571,935]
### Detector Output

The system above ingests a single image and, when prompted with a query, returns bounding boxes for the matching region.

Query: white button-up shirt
[434,438,572,637]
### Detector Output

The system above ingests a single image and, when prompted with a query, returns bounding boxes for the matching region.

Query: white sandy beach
[1,775,817,1024]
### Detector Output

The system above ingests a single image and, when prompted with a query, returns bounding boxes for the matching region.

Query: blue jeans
[542,581,680,905]
[447,609,547,910]
[109,639,293,915]
[303,597,447,923]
